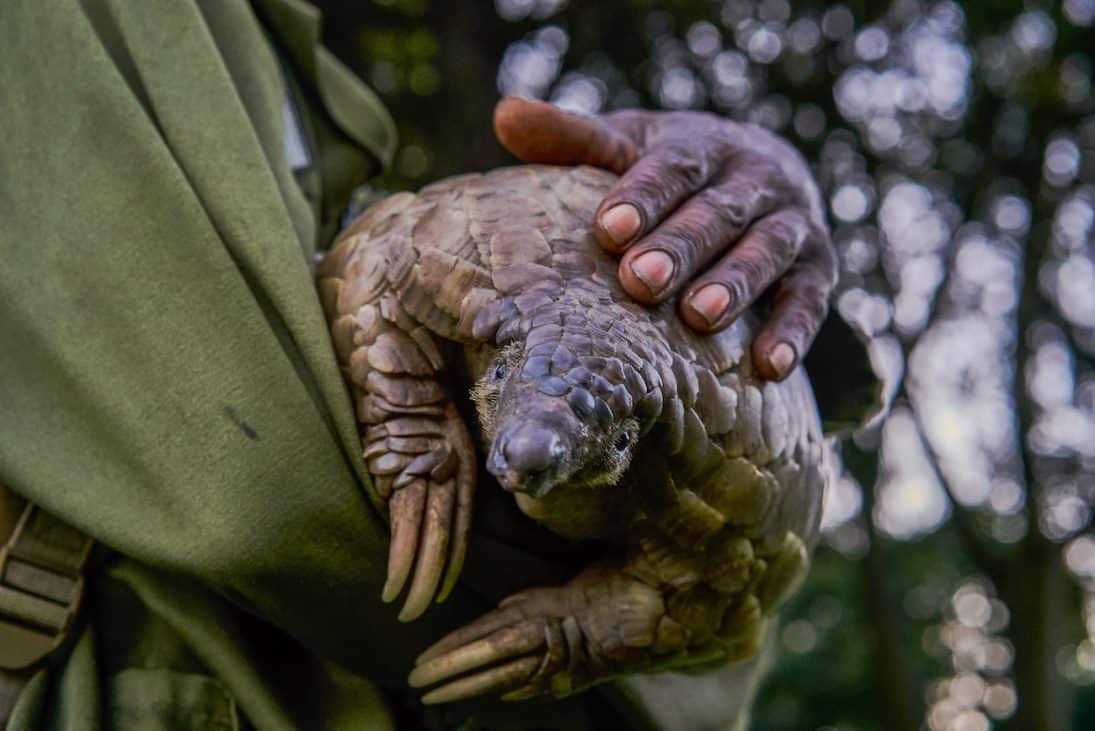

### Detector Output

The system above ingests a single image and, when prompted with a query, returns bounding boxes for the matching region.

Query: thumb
[493,97,637,174]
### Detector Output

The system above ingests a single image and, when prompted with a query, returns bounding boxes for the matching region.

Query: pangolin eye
[492,362,509,381]
[613,431,633,451]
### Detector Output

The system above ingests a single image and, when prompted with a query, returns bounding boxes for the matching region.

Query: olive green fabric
[0,1,647,728]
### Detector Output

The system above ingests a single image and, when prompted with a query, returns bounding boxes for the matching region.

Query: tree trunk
[846,442,921,731]
[1000,212,1076,731]
[999,532,1073,731]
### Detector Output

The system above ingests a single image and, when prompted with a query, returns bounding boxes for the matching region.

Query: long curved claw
[416,603,528,665]
[411,586,583,705]
[410,568,695,704]
[410,620,545,688]
[436,455,475,603]
[420,656,544,705]
[411,609,575,704]
[376,403,478,621]
[383,480,427,603]
[399,479,455,622]
[500,684,541,702]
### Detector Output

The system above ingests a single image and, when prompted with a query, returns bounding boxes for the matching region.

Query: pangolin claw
[375,404,476,621]
[408,570,679,704]
[383,479,427,604]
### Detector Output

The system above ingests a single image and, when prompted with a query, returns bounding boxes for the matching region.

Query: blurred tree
[316,1,1095,728]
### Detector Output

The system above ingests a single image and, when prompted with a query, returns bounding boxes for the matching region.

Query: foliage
[316,1,1095,728]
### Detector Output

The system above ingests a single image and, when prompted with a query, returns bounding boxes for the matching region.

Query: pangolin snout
[487,421,567,497]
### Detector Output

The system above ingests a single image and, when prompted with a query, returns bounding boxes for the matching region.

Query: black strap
[0,501,93,724]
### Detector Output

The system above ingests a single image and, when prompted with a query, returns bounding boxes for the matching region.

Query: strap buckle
[0,509,87,672]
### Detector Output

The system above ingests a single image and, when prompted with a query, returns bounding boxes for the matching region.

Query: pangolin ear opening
[470,343,524,439]
[802,312,894,435]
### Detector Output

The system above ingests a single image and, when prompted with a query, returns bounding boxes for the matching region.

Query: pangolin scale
[317,165,830,705]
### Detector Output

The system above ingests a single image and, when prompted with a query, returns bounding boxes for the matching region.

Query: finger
[421,656,543,705]
[493,97,637,173]
[593,144,725,253]
[399,479,456,622]
[409,620,545,688]
[617,166,784,304]
[751,242,836,381]
[417,605,526,664]
[382,480,427,603]
[677,208,811,333]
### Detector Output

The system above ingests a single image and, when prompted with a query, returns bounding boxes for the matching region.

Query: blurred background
[313,1,1094,728]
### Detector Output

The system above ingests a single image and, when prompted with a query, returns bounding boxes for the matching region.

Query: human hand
[493,97,836,381]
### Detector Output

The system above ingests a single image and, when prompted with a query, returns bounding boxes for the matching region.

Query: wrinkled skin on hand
[494,97,837,381]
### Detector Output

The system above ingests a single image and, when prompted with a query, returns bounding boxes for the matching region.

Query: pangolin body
[317,165,830,704]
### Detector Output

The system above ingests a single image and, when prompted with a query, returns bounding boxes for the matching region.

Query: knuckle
[720,171,781,214]
[816,232,839,268]
[695,187,751,232]
[675,160,709,192]
[645,229,700,266]
[664,199,756,260]
[752,165,792,207]
[800,238,839,287]
[617,173,669,219]
[806,293,830,322]
[662,147,710,191]
[749,158,786,185]
[758,211,809,248]
[775,303,825,344]
[714,264,758,307]
[758,220,795,249]
[723,275,752,309]
[733,255,766,288]
[739,245,785,281]
[786,281,830,324]
[662,110,727,140]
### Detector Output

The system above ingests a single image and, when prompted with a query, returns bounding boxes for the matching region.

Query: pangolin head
[472,342,640,498]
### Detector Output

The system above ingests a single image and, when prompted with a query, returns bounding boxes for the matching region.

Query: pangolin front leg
[408,523,809,703]
[346,291,476,621]
[408,563,680,703]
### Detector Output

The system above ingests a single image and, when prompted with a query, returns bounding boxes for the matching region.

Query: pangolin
[317,165,832,705]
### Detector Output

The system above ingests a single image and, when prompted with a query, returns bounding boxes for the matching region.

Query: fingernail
[600,204,641,246]
[630,250,675,295]
[769,342,797,378]
[689,284,731,326]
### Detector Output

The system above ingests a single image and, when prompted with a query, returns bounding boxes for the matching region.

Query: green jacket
[0,1,668,728]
